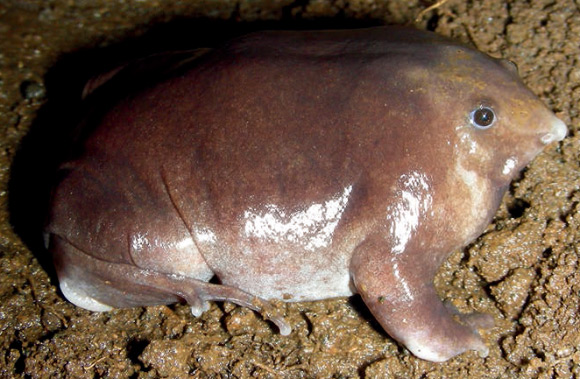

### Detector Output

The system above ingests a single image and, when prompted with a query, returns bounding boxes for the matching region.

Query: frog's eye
[470,106,496,129]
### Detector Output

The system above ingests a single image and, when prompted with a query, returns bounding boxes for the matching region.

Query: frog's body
[45,27,567,362]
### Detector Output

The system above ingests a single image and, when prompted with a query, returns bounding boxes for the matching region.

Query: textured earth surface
[1,0,579,377]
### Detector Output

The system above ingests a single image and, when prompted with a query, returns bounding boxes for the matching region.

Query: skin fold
[44,26,567,362]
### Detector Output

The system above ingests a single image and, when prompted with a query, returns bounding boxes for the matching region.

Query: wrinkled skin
[44,27,567,362]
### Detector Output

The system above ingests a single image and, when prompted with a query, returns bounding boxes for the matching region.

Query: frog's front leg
[350,236,491,362]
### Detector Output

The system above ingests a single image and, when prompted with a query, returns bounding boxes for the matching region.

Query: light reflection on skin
[384,171,432,307]
[392,261,414,302]
[194,227,217,244]
[131,232,196,251]
[456,126,478,154]
[386,171,432,255]
[243,185,353,250]
[176,238,194,249]
[131,232,149,251]
[502,156,517,176]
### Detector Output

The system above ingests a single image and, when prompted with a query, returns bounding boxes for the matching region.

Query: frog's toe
[457,310,495,332]
[190,301,210,317]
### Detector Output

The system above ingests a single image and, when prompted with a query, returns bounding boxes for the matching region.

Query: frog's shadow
[8,17,382,281]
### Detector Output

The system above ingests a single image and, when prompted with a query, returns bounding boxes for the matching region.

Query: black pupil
[474,108,494,127]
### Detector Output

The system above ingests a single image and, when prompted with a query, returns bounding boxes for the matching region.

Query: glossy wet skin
[44,27,567,362]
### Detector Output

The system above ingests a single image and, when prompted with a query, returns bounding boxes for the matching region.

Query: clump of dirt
[0,0,578,377]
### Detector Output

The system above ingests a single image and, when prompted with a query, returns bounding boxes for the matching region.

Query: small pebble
[20,80,46,100]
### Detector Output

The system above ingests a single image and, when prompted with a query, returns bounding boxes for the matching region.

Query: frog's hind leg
[49,234,291,335]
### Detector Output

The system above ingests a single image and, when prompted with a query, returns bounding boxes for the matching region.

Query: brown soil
[1,0,579,377]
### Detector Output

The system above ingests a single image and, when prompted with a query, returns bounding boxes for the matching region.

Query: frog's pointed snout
[541,117,568,145]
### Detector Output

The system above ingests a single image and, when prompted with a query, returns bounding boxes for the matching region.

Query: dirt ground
[0,0,579,377]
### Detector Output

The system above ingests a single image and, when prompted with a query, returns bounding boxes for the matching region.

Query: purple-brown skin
[44,27,567,362]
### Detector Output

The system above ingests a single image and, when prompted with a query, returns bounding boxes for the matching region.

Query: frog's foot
[358,283,491,362]
[178,279,292,336]
[50,234,291,335]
